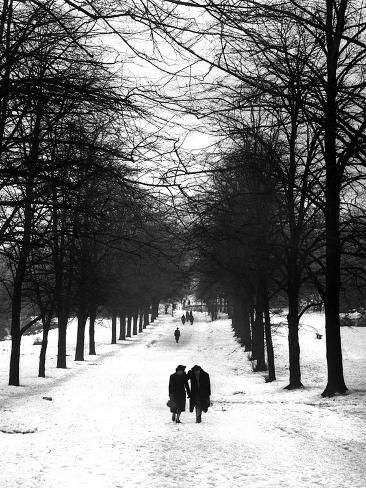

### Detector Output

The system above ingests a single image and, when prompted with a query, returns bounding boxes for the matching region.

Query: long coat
[188,370,211,413]
[169,373,190,412]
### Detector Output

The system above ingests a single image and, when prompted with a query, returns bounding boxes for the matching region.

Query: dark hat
[176,364,186,371]
[192,365,202,371]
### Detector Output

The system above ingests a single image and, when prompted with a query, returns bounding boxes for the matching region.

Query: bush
[340,312,366,327]
[33,336,43,345]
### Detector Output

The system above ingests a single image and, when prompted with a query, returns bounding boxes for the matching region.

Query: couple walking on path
[168,365,211,424]
[182,311,194,325]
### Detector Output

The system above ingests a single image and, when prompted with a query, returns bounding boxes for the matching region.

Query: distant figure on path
[181,314,186,325]
[189,311,194,325]
[174,327,181,343]
[188,365,211,423]
[169,365,190,423]
[186,310,190,321]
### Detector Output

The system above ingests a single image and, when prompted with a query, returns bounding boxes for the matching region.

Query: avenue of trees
[93,0,366,397]
[2,0,366,400]
[0,1,187,386]
[162,0,366,397]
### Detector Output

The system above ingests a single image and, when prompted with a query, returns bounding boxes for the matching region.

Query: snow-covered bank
[0,313,365,488]
[269,311,366,420]
[0,316,149,434]
[0,317,116,398]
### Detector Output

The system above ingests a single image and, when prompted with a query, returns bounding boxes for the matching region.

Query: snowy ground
[0,312,366,488]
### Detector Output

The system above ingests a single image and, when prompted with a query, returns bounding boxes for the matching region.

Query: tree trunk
[9,189,33,385]
[241,299,252,351]
[231,302,238,336]
[285,270,303,389]
[249,306,255,334]
[227,300,233,319]
[263,290,276,382]
[322,1,347,397]
[323,177,347,395]
[252,287,267,372]
[111,312,117,344]
[89,308,96,355]
[39,315,52,378]
[9,263,24,386]
[9,333,21,386]
[8,89,42,385]
[75,311,88,361]
[132,310,138,335]
[138,311,143,333]
[119,312,126,340]
[143,310,149,328]
[57,311,68,368]
[53,196,68,369]
[152,300,159,320]
[126,313,132,337]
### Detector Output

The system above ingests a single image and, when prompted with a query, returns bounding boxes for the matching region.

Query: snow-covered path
[1,313,366,488]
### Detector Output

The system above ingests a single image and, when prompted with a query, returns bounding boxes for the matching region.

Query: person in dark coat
[189,312,194,325]
[174,327,181,343]
[169,365,190,423]
[185,310,190,321]
[188,365,211,423]
[181,314,186,325]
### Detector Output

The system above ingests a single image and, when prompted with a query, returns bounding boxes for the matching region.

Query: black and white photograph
[0,1,366,487]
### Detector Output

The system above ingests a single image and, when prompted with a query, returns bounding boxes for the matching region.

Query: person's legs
[176,410,181,423]
[195,398,202,423]
[195,406,202,423]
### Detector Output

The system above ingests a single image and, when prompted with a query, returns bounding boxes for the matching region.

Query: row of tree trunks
[231,297,252,352]
[229,283,276,381]
[35,303,157,382]
[230,286,276,381]
[208,300,219,321]
[118,306,155,339]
